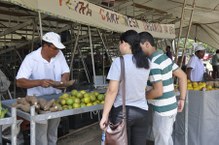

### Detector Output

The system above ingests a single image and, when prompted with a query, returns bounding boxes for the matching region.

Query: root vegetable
[16,104,30,112]
[25,96,38,106]
[43,99,55,111]
[49,106,59,112]
[17,98,29,105]
[38,98,47,109]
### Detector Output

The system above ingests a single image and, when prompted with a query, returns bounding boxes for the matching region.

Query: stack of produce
[58,90,105,110]
[187,80,218,91]
[12,96,62,113]
[0,100,8,118]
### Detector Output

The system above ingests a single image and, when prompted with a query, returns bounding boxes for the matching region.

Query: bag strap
[120,56,126,116]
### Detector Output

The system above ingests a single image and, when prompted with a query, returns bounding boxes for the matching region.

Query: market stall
[174,84,219,145]
[2,93,104,145]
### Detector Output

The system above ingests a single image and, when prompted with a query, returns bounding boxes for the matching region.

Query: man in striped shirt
[139,32,187,145]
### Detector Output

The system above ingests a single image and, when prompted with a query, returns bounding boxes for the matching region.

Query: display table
[0,107,17,145]
[174,90,219,145]
[2,94,103,145]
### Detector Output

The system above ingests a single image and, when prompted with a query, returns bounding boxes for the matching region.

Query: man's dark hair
[216,50,219,54]
[139,32,155,47]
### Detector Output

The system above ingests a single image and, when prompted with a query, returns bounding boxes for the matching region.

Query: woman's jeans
[110,106,148,145]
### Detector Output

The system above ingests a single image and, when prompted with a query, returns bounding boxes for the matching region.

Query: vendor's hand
[39,79,54,88]
[100,116,108,131]
[178,100,185,112]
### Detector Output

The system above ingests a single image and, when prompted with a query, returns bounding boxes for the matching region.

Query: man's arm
[173,68,187,112]
[146,81,163,99]
[186,68,192,80]
[16,78,54,88]
[61,73,70,82]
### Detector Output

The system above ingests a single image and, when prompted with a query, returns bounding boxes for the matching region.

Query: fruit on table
[58,90,105,110]
[187,80,217,91]
[0,100,8,118]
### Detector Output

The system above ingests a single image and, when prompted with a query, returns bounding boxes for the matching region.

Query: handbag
[105,56,128,145]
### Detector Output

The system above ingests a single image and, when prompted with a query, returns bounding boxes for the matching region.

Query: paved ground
[57,123,154,145]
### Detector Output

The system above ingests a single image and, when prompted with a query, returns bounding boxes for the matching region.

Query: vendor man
[16,32,70,145]
[186,45,205,82]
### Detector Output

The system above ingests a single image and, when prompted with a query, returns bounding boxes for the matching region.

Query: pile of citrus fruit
[57,90,105,110]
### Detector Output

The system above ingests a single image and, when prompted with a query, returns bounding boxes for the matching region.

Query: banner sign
[7,0,175,38]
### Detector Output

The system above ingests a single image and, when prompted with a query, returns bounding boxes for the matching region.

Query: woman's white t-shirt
[107,54,150,110]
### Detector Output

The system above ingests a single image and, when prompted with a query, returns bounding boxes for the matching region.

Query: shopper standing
[16,32,70,145]
[211,50,219,79]
[100,30,150,145]
[166,45,173,60]
[139,32,187,145]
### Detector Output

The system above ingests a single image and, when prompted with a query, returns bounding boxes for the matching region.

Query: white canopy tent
[89,0,219,48]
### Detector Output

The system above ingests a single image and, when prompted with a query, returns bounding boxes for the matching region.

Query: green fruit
[81,98,85,103]
[68,105,73,109]
[73,103,80,108]
[60,99,66,105]
[84,93,90,98]
[93,92,99,97]
[97,94,104,101]
[75,98,81,104]
[90,95,96,102]
[76,92,83,99]
[80,103,86,108]
[86,103,93,106]
[63,105,68,110]
[71,90,78,96]
[80,90,86,95]
[93,102,98,106]
[84,96,91,104]
[62,93,69,98]
[66,98,74,105]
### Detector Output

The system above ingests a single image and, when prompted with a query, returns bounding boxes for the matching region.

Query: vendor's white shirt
[107,54,150,110]
[16,47,70,96]
[187,55,205,82]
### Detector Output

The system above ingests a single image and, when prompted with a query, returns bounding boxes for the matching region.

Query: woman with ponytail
[100,30,150,145]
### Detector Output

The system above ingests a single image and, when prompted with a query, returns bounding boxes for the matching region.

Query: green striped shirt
[147,50,179,116]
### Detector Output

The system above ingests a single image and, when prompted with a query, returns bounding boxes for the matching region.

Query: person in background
[166,45,172,60]
[139,32,187,145]
[16,32,70,145]
[100,30,150,145]
[211,50,219,79]
[186,45,205,82]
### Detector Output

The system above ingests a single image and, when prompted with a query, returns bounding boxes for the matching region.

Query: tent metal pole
[78,46,91,83]
[88,26,96,86]
[38,11,43,42]
[97,29,112,63]
[180,0,196,68]
[31,20,37,52]
[174,0,187,63]
[70,25,81,80]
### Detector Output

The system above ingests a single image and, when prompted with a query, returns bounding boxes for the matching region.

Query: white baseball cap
[42,32,65,49]
[195,45,205,52]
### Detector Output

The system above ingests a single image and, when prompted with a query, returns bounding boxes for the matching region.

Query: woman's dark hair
[120,30,149,69]
[216,50,219,54]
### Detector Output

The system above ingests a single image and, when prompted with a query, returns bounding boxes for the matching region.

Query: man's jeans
[153,112,176,145]
[36,118,60,145]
